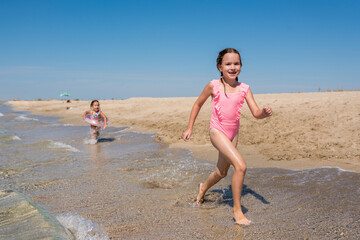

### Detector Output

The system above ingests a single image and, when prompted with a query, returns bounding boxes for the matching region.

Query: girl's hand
[262,106,272,117]
[182,129,192,142]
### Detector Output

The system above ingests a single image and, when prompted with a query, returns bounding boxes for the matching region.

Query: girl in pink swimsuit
[182,48,272,226]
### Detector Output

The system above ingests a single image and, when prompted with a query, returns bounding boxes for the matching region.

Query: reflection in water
[89,143,108,169]
[88,137,115,169]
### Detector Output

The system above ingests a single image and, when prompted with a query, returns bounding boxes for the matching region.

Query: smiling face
[91,101,100,112]
[217,53,241,81]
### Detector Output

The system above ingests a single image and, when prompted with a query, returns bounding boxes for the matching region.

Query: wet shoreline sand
[9,91,360,172]
[4,93,360,239]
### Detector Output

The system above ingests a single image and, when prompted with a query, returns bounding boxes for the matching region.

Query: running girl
[182,48,272,226]
[83,100,108,141]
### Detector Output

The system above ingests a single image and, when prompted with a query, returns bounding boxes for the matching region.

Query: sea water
[0,101,359,239]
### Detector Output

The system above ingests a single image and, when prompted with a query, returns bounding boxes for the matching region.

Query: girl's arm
[182,82,213,141]
[245,88,272,119]
[83,110,91,119]
[100,112,108,129]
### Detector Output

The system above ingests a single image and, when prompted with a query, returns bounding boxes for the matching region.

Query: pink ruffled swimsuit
[210,79,249,140]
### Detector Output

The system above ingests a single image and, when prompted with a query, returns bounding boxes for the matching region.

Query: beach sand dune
[9,91,360,172]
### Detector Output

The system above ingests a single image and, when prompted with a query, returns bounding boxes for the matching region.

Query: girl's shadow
[97,137,115,142]
[211,184,270,213]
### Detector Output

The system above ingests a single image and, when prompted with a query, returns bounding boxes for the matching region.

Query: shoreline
[7,91,360,172]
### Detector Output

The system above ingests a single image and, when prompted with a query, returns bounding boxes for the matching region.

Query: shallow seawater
[0,102,359,239]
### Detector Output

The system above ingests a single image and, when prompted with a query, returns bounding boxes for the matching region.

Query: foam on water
[51,123,75,127]
[0,134,21,142]
[56,213,109,240]
[84,138,98,145]
[10,135,21,141]
[113,128,128,133]
[49,141,80,152]
[14,115,39,121]
[140,153,201,189]
[0,112,4,117]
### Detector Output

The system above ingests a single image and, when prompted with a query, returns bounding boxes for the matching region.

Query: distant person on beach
[182,48,272,226]
[83,100,108,141]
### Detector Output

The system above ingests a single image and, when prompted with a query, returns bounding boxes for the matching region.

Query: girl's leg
[197,151,231,204]
[95,127,100,139]
[208,129,250,225]
[197,129,238,204]
[90,126,97,139]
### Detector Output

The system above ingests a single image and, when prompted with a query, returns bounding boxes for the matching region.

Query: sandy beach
[3,91,360,239]
[9,91,360,172]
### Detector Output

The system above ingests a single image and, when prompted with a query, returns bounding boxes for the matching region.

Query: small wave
[84,139,98,145]
[129,130,155,137]
[56,213,109,240]
[139,153,201,189]
[15,115,39,121]
[269,166,357,174]
[11,135,21,141]
[113,127,130,133]
[0,134,21,141]
[49,141,80,152]
[51,123,75,127]
[317,166,357,173]
[0,112,4,117]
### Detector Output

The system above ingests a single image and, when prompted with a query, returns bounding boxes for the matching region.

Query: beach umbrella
[60,92,70,97]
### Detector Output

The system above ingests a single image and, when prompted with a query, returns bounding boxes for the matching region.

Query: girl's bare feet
[233,211,252,226]
[196,183,205,205]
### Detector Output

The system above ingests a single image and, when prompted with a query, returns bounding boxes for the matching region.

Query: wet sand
[4,93,360,239]
[9,91,360,172]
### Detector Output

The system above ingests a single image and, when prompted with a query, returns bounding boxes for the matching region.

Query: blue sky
[1,0,359,100]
